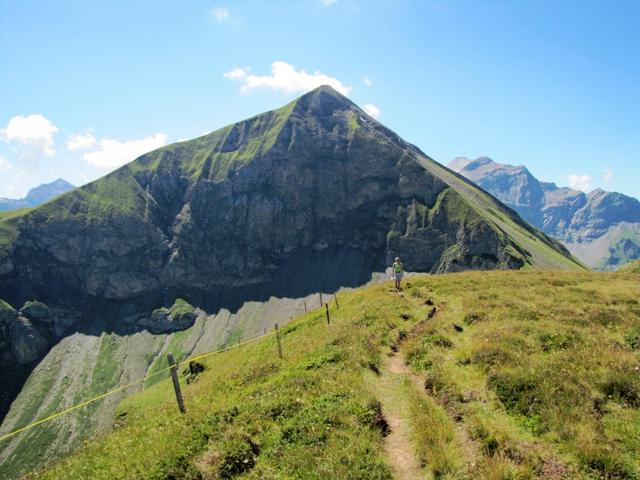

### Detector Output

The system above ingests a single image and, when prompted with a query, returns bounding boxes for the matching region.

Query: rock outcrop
[0,299,49,365]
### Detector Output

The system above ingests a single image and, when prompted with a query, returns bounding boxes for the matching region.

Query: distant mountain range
[0,179,75,212]
[449,157,640,270]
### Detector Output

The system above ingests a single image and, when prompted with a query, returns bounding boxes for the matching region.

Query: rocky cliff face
[449,156,640,270]
[0,87,582,478]
[1,90,563,314]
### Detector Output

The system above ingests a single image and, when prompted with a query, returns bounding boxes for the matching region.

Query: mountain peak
[307,84,344,96]
[24,178,75,205]
[292,84,358,117]
[0,178,75,212]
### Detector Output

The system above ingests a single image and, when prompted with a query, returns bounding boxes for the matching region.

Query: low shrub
[600,371,640,407]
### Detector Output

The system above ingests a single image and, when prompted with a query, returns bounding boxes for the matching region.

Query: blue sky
[1,0,638,199]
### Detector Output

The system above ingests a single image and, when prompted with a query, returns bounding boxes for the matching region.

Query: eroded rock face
[9,316,48,364]
[0,300,49,365]
[0,88,532,317]
[20,300,53,324]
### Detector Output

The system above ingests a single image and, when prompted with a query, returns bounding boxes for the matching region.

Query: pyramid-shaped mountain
[0,86,585,476]
[0,87,580,307]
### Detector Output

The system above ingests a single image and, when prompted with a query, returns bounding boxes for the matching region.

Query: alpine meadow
[0,2,638,479]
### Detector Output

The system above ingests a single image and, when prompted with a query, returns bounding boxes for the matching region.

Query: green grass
[143,329,193,388]
[88,333,124,396]
[347,110,360,131]
[169,298,196,320]
[25,271,640,480]
[0,298,15,316]
[32,282,415,479]
[128,97,297,184]
[0,209,29,261]
[403,271,640,479]
[619,259,640,274]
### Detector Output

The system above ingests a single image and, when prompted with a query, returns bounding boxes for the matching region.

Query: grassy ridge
[403,272,640,479]
[619,259,640,274]
[32,283,413,479]
[29,271,639,479]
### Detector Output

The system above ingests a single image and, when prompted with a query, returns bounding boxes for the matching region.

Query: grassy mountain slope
[0,86,585,478]
[564,222,640,271]
[27,271,640,480]
[619,259,640,273]
[0,294,319,479]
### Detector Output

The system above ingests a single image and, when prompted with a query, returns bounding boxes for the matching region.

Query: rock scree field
[15,270,640,480]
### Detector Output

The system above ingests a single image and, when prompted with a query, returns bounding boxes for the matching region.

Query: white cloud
[568,174,592,192]
[362,76,372,87]
[211,6,229,23]
[67,130,96,151]
[603,168,614,186]
[323,0,338,5]
[84,133,167,169]
[363,103,381,119]
[224,61,352,97]
[0,155,13,172]
[0,113,58,159]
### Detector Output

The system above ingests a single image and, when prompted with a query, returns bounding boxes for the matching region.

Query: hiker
[392,257,404,291]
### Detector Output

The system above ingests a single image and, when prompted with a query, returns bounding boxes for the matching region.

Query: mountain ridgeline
[0,86,582,478]
[449,156,640,270]
[0,178,75,212]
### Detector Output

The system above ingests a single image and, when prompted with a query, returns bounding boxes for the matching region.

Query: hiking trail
[375,348,426,480]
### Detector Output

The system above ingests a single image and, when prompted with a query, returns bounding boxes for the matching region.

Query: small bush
[600,372,640,407]
[423,333,453,349]
[576,432,633,480]
[514,307,541,322]
[301,345,346,370]
[471,347,514,367]
[184,361,206,384]
[204,435,259,479]
[406,345,433,371]
[586,307,624,326]
[357,400,390,436]
[464,311,486,325]
[487,371,538,416]
[624,324,640,350]
[259,397,302,421]
[538,331,577,352]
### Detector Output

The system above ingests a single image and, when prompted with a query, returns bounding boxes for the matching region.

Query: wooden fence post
[275,323,283,359]
[167,353,186,414]
[333,293,339,309]
[319,292,323,307]
[304,300,307,314]
[325,304,330,326]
